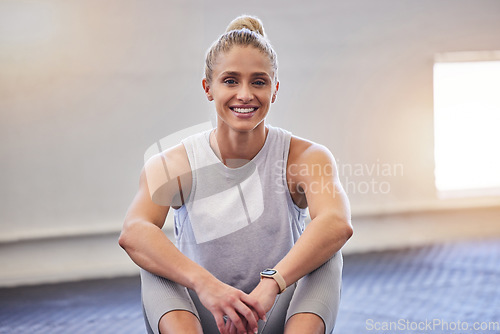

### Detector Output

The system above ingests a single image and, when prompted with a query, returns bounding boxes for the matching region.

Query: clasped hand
[197,278,278,334]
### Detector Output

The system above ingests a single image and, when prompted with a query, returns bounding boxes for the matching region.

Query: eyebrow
[219,71,271,78]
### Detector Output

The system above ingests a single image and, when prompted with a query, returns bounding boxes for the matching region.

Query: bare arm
[118,146,265,334]
[118,159,206,290]
[275,141,352,285]
[252,138,353,299]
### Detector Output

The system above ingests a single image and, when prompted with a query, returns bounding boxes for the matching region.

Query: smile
[231,107,257,114]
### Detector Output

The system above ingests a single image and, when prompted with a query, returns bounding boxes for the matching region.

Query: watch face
[262,269,277,276]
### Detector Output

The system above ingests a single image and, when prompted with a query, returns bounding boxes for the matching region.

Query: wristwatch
[260,269,286,294]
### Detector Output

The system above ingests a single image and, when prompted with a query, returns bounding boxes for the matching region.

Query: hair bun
[225,15,266,37]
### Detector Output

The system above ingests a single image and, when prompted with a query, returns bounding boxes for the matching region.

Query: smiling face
[202,45,279,133]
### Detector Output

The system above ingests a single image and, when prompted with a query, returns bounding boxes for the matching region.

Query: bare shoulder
[143,143,192,208]
[289,135,335,169]
[144,143,190,178]
[163,143,191,173]
[286,135,338,209]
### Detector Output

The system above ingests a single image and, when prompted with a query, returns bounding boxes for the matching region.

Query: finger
[214,311,227,334]
[224,309,247,334]
[223,317,231,333]
[251,309,261,330]
[239,316,255,334]
[241,294,267,321]
[229,322,238,334]
[233,301,259,333]
[227,320,239,334]
[225,320,232,334]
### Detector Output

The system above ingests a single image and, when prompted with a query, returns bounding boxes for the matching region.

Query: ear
[271,81,279,103]
[202,78,213,101]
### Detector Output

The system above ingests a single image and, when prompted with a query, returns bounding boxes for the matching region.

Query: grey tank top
[173,125,308,293]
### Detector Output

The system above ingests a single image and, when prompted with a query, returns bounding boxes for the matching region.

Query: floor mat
[335,238,500,333]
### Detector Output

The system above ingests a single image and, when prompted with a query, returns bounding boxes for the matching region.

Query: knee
[159,310,202,334]
[285,313,325,334]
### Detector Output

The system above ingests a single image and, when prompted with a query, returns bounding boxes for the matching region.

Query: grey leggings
[141,251,342,334]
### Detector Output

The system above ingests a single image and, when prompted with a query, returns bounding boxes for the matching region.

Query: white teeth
[233,107,255,113]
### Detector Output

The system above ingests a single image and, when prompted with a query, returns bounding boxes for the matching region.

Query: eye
[253,80,267,86]
[223,78,237,85]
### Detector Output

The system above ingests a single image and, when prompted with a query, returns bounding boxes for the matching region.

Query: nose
[236,83,253,103]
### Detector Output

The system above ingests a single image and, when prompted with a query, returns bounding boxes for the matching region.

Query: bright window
[433,52,500,197]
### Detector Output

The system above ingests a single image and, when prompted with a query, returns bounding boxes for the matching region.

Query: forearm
[121,219,267,333]
[274,213,352,288]
[119,220,214,291]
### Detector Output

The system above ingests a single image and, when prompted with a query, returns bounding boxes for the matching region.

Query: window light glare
[434,60,500,195]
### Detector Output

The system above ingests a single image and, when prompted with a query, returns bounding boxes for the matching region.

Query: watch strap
[261,269,286,294]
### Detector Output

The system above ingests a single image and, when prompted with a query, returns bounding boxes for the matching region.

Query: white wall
[1,0,500,286]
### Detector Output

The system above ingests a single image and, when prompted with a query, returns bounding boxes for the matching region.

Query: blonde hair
[204,15,278,84]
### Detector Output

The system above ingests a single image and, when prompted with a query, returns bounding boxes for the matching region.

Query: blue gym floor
[1,238,499,333]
